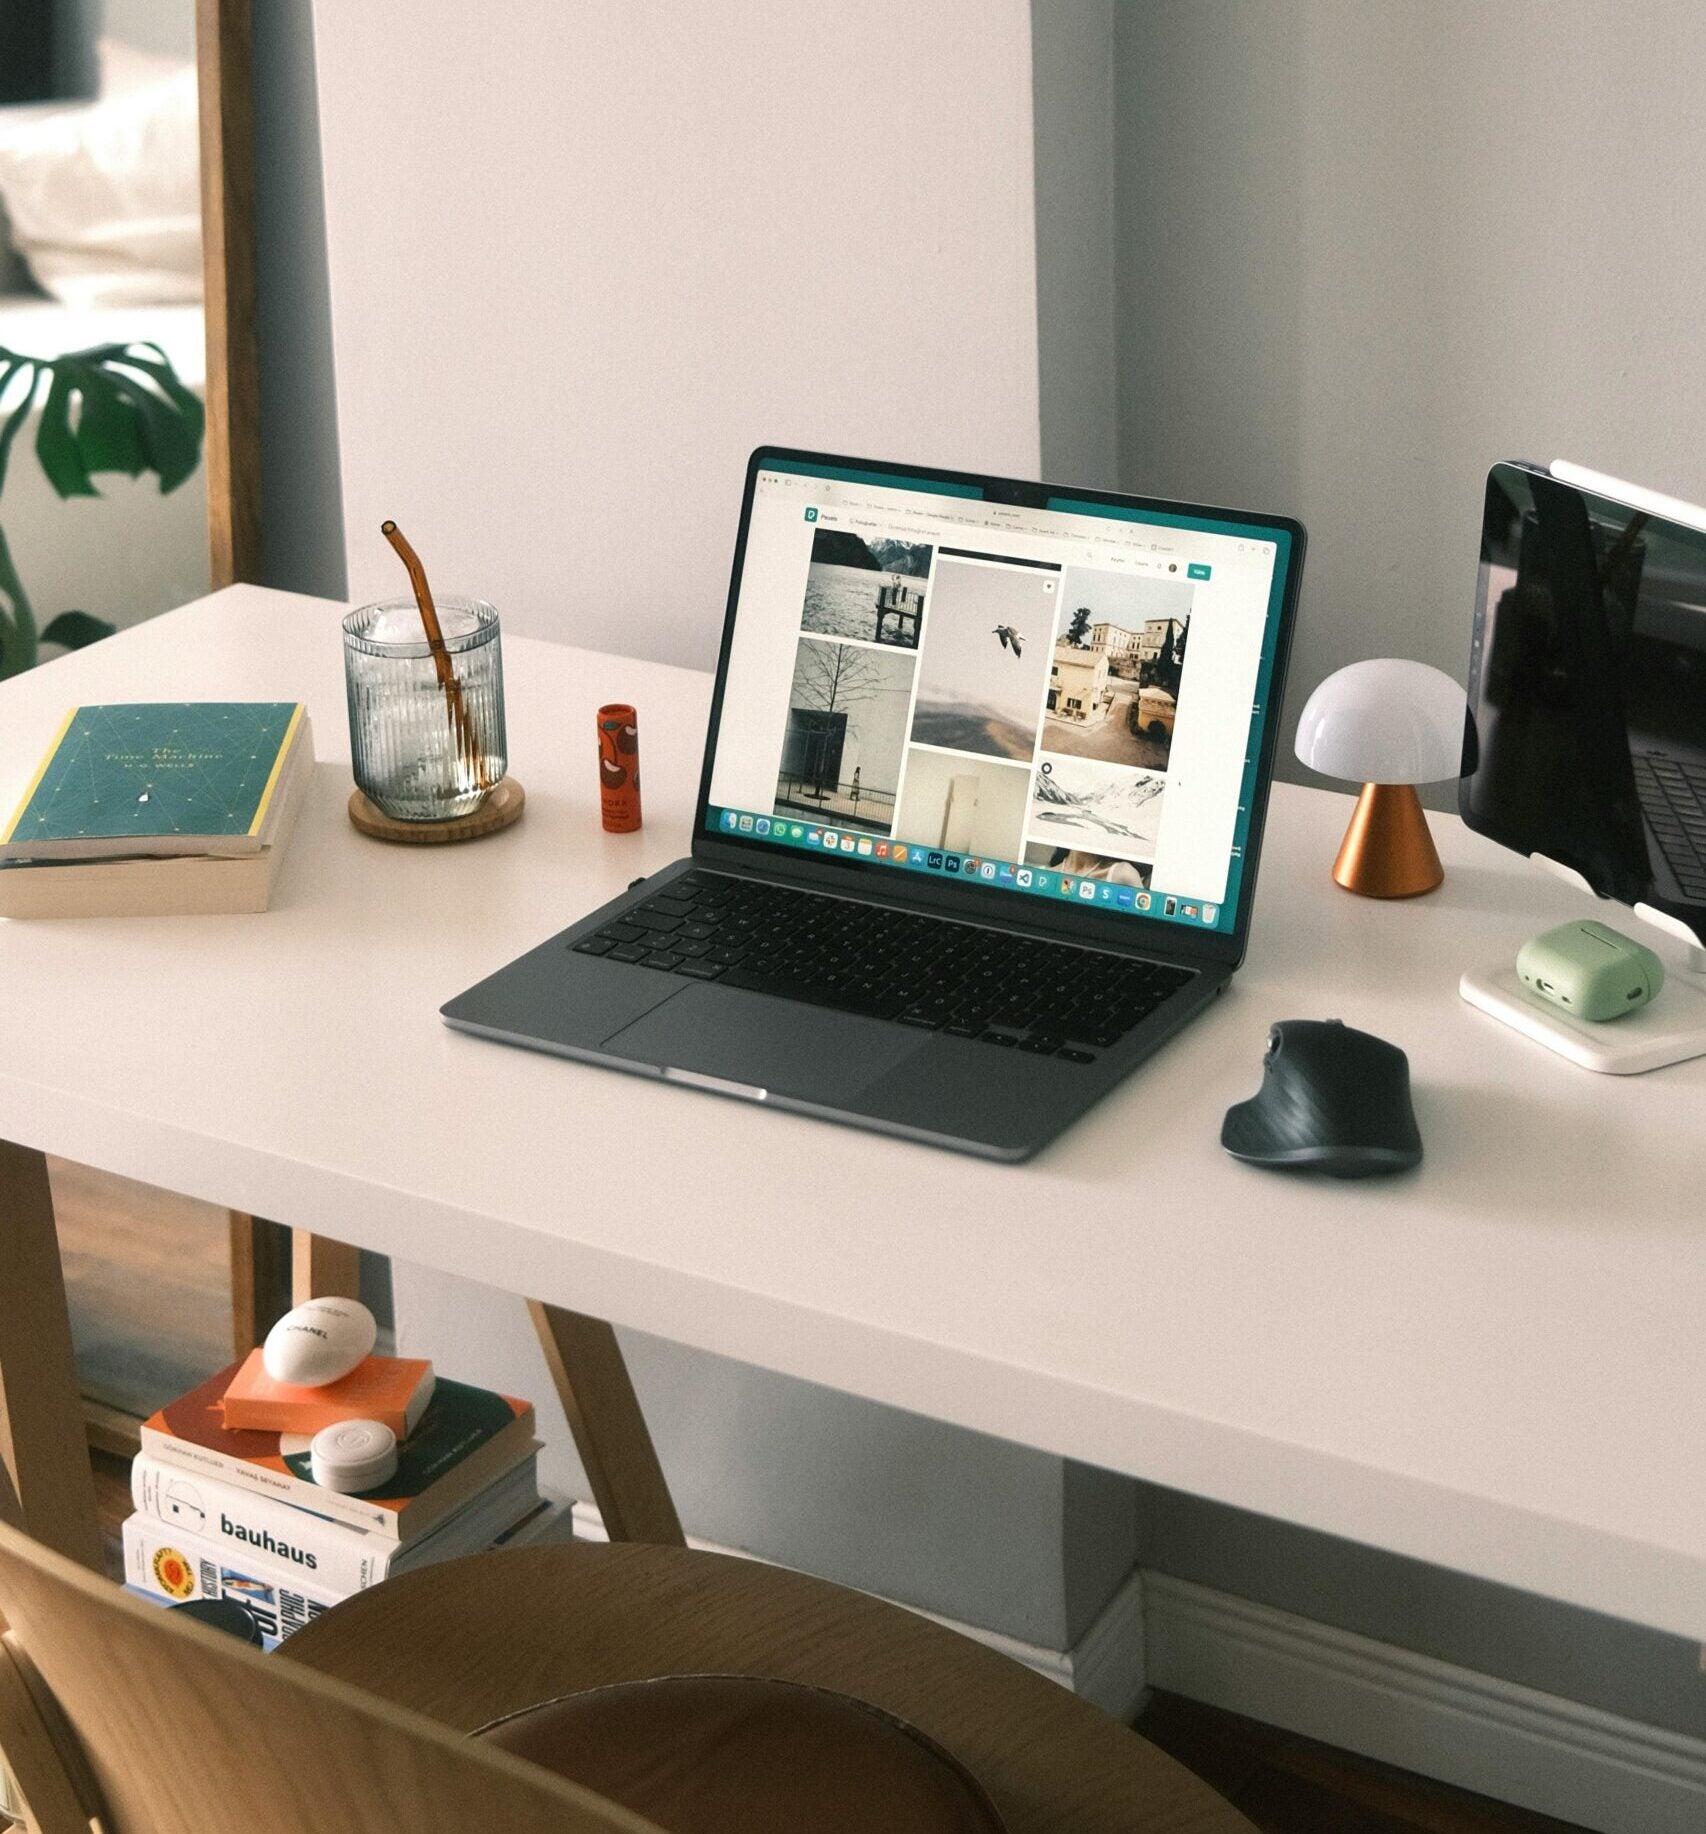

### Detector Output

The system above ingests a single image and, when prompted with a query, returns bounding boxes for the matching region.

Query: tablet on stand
[1457,459,1706,1073]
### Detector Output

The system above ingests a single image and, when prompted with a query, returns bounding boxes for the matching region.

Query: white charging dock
[1460,961,1706,1073]
[1460,860,1706,1072]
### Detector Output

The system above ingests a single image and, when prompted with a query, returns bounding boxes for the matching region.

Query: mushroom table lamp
[1294,659,1467,898]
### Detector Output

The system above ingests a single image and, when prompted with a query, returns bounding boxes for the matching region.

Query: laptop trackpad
[601,985,926,1102]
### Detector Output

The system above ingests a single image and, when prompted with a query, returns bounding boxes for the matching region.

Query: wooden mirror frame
[194,0,295,1371]
[65,2,276,1476]
[195,0,260,589]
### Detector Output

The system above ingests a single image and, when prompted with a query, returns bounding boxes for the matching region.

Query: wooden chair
[0,1515,658,1834]
[282,1541,1252,1833]
[0,1507,1253,1833]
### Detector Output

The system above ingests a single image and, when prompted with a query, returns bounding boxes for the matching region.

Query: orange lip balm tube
[597,703,641,832]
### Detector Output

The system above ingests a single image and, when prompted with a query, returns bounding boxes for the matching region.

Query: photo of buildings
[1041,569,1193,770]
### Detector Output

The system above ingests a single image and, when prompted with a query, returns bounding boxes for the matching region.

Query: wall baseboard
[566,1500,1147,1720]
[1143,1573,1706,1834]
[568,1499,1706,1830]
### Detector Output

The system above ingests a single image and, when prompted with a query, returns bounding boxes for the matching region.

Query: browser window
[705,458,1288,934]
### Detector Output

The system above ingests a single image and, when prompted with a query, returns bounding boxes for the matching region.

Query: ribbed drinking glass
[342,597,507,821]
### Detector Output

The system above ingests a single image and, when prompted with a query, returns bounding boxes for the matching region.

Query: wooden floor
[65,1163,1590,1834]
[1132,1694,1591,1834]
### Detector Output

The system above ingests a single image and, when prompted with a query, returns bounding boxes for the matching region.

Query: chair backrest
[0,1517,662,1834]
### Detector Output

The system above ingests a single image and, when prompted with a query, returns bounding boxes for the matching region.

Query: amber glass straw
[380,519,488,791]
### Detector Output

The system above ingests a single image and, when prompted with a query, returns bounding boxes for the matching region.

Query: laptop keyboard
[1635,752,1706,900]
[571,870,1195,1063]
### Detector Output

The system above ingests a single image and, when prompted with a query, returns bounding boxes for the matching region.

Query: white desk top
[3,587,1702,1638]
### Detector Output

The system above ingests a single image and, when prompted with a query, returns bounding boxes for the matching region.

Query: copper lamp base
[1332,782,1443,898]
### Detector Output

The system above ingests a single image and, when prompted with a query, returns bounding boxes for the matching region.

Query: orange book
[219,1349,436,1439]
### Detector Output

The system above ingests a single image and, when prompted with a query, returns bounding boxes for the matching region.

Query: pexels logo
[221,1513,318,1569]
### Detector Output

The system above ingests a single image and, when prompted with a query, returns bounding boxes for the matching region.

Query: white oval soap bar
[263,1297,377,1387]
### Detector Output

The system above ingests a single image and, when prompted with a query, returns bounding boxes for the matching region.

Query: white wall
[251,1,345,600]
[1135,1480,1706,1742]
[282,0,1140,1661]
[1116,0,1706,805]
[392,1260,1136,1651]
[1031,0,1118,490]
[311,1,1044,666]
[1113,0,1706,1726]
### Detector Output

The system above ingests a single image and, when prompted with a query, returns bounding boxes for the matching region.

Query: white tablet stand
[1461,857,1706,1074]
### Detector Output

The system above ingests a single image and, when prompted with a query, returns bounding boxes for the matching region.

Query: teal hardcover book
[1,702,305,862]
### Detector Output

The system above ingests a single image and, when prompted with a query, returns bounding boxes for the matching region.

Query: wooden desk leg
[228,1213,292,1355]
[527,1302,684,1547]
[0,1143,101,1571]
[291,1233,362,1308]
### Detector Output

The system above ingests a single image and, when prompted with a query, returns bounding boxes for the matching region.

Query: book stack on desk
[0,701,314,918]
[122,1359,544,1648]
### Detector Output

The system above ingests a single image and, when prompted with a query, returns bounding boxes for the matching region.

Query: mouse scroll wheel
[1264,1032,1283,1062]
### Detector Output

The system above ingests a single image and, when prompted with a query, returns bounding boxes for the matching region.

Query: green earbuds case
[1516,920,1665,1022]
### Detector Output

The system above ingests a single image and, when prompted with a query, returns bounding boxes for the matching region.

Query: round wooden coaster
[347,776,526,844]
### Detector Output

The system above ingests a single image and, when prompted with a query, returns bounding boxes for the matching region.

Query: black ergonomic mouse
[1220,1019,1422,1178]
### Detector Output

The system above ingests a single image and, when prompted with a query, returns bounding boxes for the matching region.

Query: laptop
[442,448,1305,1160]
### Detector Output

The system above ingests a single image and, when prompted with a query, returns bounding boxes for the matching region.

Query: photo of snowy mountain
[1026,752,1165,862]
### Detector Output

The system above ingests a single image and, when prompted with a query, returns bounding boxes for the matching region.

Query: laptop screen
[702,453,1297,941]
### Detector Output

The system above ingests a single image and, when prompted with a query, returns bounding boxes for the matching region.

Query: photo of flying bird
[911,559,1053,760]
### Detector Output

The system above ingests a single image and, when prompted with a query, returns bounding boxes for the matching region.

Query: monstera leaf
[0,340,202,677]
[19,341,205,498]
[0,523,34,680]
[41,610,116,650]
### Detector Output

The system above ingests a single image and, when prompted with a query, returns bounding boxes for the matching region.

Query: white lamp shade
[1294,658,1467,785]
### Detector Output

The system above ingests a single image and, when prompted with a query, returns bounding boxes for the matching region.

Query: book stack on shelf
[0,700,314,917]
[123,1350,546,1649]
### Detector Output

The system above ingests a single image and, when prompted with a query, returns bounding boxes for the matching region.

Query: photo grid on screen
[740,480,1217,905]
